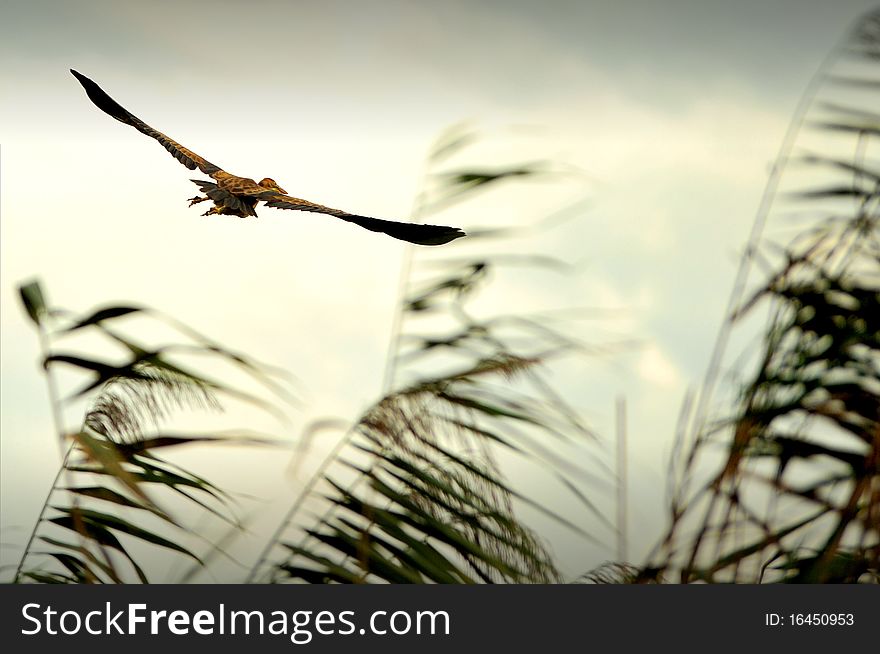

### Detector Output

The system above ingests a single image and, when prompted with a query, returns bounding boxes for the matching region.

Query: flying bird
[70,70,465,246]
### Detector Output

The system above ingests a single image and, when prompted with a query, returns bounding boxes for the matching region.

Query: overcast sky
[1,0,876,581]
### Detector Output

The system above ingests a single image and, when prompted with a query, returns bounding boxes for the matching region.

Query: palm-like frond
[645,8,879,584]
[14,283,293,583]
[84,362,220,444]
[250,130,607,584]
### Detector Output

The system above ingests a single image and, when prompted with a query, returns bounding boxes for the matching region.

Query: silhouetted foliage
[644,8,879,584]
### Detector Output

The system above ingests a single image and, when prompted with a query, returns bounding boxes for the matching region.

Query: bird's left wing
[70,69,223,177]
[256,191,466,246]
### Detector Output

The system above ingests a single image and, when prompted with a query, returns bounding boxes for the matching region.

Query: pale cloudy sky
[1,0,875,580]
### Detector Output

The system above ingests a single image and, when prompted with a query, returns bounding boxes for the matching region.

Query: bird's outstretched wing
[259,192,467,246]
[214,174,466,245]
[70,69,222,177]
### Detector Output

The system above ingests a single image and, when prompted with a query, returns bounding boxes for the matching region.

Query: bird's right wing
[70,69,223,177]
[259,192,467,246]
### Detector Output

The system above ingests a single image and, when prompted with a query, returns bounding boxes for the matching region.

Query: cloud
[637,345,682,388]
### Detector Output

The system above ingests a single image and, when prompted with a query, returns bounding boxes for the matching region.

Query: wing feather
[71,70,222,177]
[260,193,467,246]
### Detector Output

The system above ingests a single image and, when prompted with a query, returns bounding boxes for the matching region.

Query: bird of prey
[70,70,465,246]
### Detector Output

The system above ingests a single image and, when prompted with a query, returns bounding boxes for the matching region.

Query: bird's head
[258,178,287,194]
